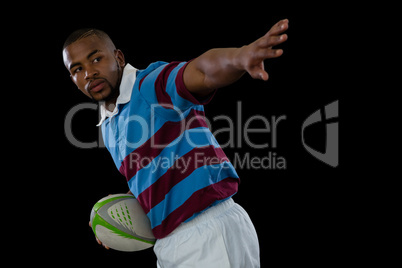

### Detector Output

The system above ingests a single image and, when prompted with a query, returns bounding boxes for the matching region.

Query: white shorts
[154,198,260,268]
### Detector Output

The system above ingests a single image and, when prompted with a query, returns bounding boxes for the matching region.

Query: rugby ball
[89,194,156,251]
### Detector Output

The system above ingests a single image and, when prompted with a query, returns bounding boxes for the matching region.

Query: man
[63,19,288,267]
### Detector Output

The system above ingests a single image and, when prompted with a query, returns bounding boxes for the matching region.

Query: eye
[93,57,101,63]
[73,67,82,74]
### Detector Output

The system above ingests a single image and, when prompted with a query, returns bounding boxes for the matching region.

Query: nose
[84,66,99,80]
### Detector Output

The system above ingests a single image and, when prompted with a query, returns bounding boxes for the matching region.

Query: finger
[253,70,269,81]
[270,48,284,58]
[256,47,284,60]
[249,70,268,81]
[96,237,102,245]
[258,33,288,48]
[248,63,269,81]
[100,241,110,250]
[268,19,289,36]
[259,70,269,81]
[89,221,92,228]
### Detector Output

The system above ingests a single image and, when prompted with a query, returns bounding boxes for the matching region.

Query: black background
[30,3,355,267]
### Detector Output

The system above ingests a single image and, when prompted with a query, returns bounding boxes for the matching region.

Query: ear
[114,49,125,68]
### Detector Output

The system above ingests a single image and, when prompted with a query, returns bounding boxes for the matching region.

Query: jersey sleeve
[173,60,216,107]
[138,61,216,113]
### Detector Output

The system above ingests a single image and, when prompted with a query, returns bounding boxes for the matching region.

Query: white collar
[97,64,137,126]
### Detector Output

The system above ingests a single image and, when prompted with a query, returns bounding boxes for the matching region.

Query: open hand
[240,19,289,81]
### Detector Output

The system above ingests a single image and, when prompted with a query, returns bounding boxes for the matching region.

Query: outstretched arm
[183,19,289,97]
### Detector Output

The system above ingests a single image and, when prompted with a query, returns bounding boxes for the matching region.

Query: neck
[104,87,120,112]
[104,96,118,112]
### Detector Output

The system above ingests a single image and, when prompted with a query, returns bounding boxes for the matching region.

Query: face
[63,35,125,102]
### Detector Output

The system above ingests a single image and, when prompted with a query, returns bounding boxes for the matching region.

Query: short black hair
[63,28,114,50]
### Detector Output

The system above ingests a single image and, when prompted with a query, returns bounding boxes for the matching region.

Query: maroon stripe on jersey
[137,145,229,214]
[119,109,208,180]
[151,177,239,239]
[154,62,181,109]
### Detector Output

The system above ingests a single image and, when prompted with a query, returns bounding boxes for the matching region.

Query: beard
[88,61,123,103]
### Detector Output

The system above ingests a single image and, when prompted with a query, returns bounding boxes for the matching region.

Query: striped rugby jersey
[100,61,239,239]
